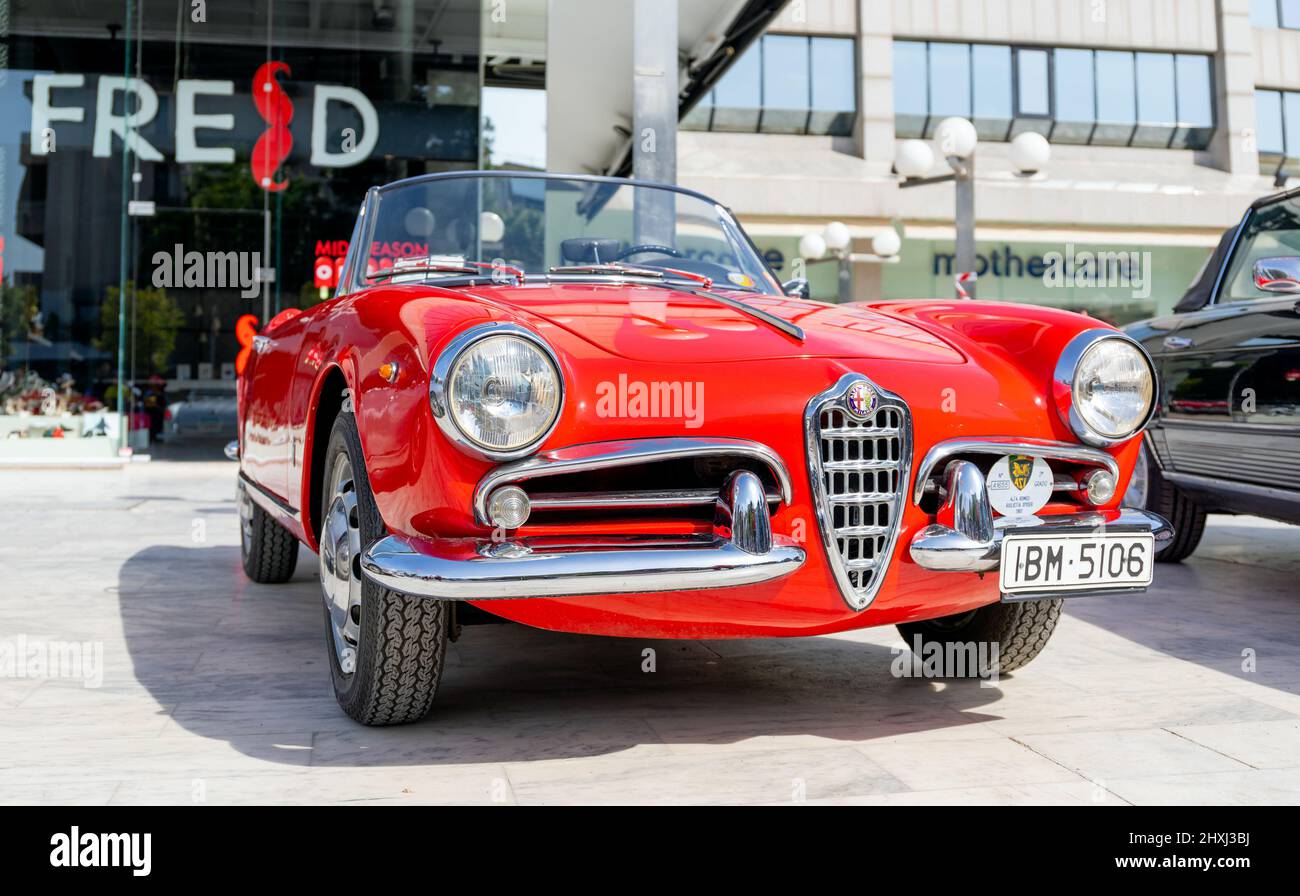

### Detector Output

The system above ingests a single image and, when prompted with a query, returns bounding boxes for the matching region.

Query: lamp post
[896,119,1051,300]
[798,223,901,303]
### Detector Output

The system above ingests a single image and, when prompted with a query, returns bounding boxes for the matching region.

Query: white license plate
[999,531,1154,597]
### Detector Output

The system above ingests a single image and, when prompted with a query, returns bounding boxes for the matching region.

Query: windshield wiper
[548,263,803,341]
[369,261,525,283]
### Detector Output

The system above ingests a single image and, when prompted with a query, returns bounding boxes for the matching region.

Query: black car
[1125,186,1300,561]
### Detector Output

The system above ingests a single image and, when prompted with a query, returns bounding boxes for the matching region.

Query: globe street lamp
[896,119,1050,299]
[798,222,901,303]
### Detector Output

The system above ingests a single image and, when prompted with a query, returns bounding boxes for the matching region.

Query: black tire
[897,599,1063,675]
[320,410,449,726]
[238,479,299,584]
[1145,453,1206,563]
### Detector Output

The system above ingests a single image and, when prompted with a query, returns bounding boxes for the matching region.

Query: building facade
[4,0,1298,460]
[679,0,1291,318]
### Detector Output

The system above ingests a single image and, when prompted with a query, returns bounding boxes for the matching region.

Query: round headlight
[432,325,562,458]
[1056,332,1155,446]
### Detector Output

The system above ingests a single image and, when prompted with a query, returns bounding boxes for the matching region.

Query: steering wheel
[614,244,682,261]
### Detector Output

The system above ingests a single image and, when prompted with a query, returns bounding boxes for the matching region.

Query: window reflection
[895,41,1215,150]
[1053,49,1095,143]
[1094,51,1136,145]
[927,42,971,134]
[972,44,1012,140]
[687,34,856,137]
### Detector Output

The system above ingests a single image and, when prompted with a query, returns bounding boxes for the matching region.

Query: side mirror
[1253,257,1300,294]
[782,278,810,299]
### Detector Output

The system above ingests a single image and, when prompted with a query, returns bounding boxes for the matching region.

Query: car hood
[464,282,966,365]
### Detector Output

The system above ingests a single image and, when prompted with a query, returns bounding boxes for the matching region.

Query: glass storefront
[1,0,482,457]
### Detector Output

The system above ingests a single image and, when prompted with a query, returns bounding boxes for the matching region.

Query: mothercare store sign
[883,239,1210,324]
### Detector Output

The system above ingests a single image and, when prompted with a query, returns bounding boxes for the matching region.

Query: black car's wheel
[319,410,449,726]
[897,599,1063,675]
[1124,442,1205,562]
[238,478,299,584]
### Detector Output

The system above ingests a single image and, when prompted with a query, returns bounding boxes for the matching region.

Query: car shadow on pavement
[119,544,1012,768]
[1061,519,1300,697]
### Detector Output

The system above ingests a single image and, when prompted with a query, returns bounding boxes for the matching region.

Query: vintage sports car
[1125,185,1300,559]
[233,171,1172,725]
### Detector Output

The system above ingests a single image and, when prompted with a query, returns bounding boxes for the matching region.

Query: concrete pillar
[632,0,678,184]
[1210,0,1260,177]
[854,0,896,174]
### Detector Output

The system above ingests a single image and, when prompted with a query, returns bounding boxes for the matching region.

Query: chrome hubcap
[320,457,362,675]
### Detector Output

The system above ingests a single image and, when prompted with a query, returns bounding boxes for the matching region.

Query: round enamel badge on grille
[845,381,878,418]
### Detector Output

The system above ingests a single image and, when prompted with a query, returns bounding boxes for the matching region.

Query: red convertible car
[233,171,1171,725]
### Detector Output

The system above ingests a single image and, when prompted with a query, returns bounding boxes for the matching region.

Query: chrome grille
[806,375,912,611]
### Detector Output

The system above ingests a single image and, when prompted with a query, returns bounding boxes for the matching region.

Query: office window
[1013,48,1051,138]
[892,41,1215,150]
[927,42,971,134]
[972,44,1012,140]
[687,35,856,136]
[1257,89,1285,155]
[1254,0,1300,28]
[710,40,762,132]
[1053,48,1096,143]
[1173,54,1215,148]
[1094,50,1137,144]
[1254,0,1281,27]
[1133,52,1178,146]
[894,40,929,138]
[762,35,811,133]
[810,37,857,136]
[1283,0,1300,28]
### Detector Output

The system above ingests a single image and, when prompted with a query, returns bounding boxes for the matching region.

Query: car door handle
[1162,335,1194,350]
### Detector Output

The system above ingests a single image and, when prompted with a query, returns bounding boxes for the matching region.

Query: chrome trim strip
[239,472,300,525]
[360,533,805,601]
[1052,329,1159,448]
[911,437,1121,505]
[472,437,794,526]
[804,373,913,612]
[429,321,566,463]
[528,488,781,511]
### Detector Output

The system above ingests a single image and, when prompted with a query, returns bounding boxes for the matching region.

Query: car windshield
[1219,197,1300,302]
[354,173,780,293]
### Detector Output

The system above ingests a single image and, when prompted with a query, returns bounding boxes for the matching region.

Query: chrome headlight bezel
[429,322,564,462]
[1053,329,1158,448]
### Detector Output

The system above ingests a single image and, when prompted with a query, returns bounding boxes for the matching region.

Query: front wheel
[897,599,1063,675]
[319,410,449,726]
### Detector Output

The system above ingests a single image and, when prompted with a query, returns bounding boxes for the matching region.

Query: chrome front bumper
[360,470,805,600]
[909,459,1173,573]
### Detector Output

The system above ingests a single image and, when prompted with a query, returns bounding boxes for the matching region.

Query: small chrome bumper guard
[909,460,1173,573]
[360,470,805,600]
